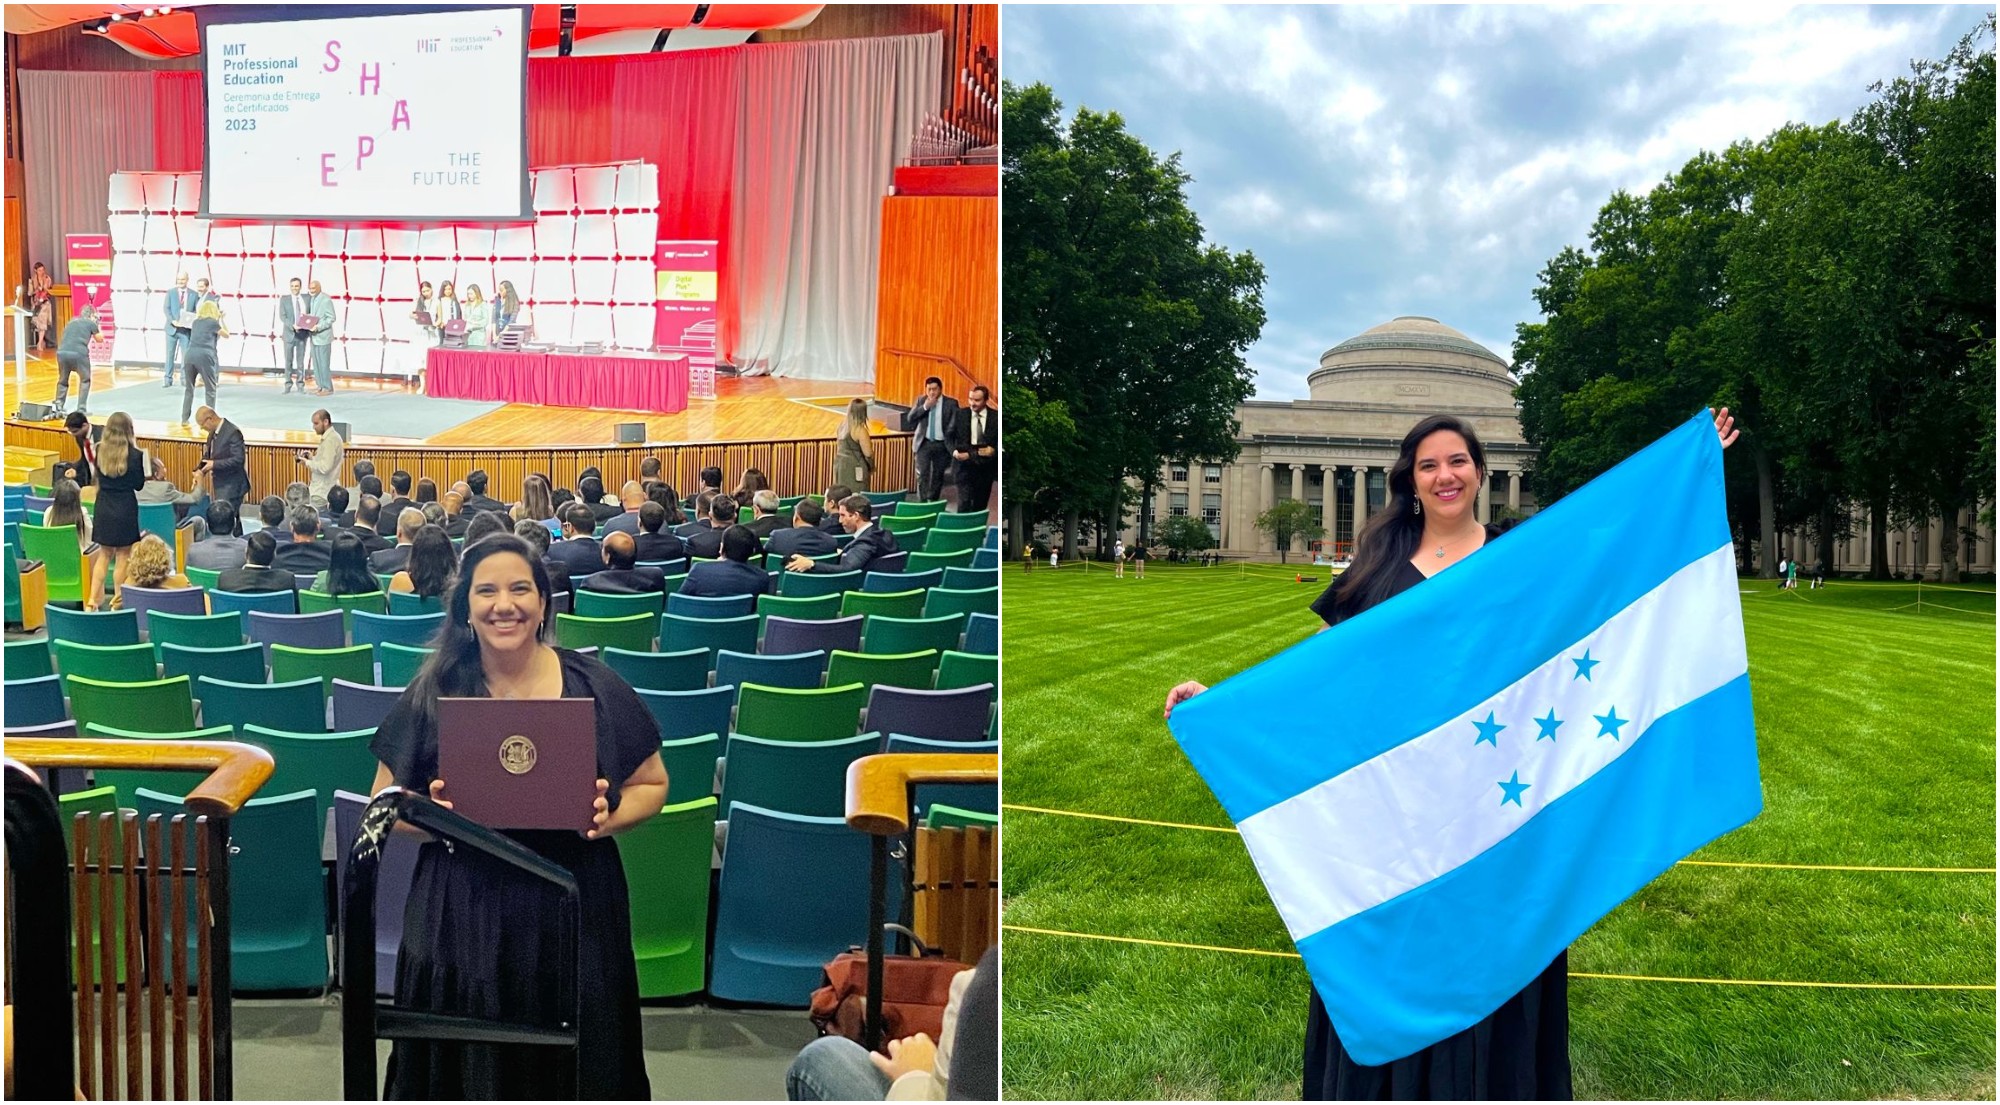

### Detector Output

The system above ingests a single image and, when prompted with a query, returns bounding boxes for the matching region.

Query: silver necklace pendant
[1435,546,1445,558]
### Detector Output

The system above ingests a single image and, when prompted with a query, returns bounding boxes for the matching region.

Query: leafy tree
[1156,514,1216,560]
[1254,500,1321,565]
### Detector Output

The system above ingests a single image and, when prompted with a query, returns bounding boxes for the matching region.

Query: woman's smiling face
[1412,429,1481,521]
[467,550,543,654]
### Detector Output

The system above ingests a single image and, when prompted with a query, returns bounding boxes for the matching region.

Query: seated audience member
[284,480,313,514]
[138,455,200,521]
[819,486,853,535]
[348,458,375,501]
[699,465,724,496]
[462,508,512,547]
[347,494,393,555]
[602,481,649,536]
[216,530,298,595]
[685,494,742,560]
[514,517,572,596]
[272,506,333,574]
[579,474,621,526]
[745,490,785,540]
[517,474,558,523]
[732,467,771,508]
[767,498,838,559]
[784,945,996,1102]
[390,524,456,598]
[358,473,384,503]
[545,502,606,577]
[382,469,415,522]
[187,499,251,571]
[421,502,447,529]
[633,502,685,562]
[676,490,717,538]
[465,467,505,515]
[647,482,687,526]
[551,487,577,516]
[679,526,770,599]
[323,484,353,530]
[414,477,438,505]
[42,477,93,547]
[369,507,427,574]
[581,532,667,595]
[311,530,380,596]
[789,495,897,574]
[114,533,194,608]
[439,490,471,538]
[256,494,288,535]
[639,455,661,483]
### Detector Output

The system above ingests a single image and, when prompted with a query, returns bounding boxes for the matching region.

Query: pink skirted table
[425,348,691,413]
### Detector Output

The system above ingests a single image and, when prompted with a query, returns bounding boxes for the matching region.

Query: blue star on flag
[1472,711,1506,747]
[1595,707,1629,741]
[1534,708,1562,741]
[1572,650,1601,681]
[1497,771,1531,807]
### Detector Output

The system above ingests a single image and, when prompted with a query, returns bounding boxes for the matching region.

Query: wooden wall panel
[874,195,996,404]
[3,425,917,503]
[751,5,960,45]
[10,28,201,72]
[4,197,20,357]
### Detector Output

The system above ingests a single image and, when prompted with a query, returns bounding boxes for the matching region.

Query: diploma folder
[436,697,597,832]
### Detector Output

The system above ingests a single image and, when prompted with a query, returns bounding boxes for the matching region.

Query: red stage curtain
[152,72,205,173]
[526,57,619,166]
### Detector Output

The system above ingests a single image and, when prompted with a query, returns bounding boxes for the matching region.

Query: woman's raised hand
[1163,681,1209,719]
[1712,406,1739,451]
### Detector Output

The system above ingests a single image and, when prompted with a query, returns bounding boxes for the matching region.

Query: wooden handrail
[6,738,274,818]
[844,753,998,836]
[879,348,981,395]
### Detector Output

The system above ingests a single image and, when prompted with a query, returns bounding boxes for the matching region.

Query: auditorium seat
[575,590,667,622]
[825,650,938,694]
[330,679,405,731]
[269,643,375,699]
[963,613,998,657]
[601,646,710,692]
[197,676,328,737]
[209,588,299,618]
[67,674,196,736]
[754,594,841,636]
[638,685,736,743]
[351,610,446,658]
[386,591,445,616]
[884,735,1001,818]
[333,790,418,998]
[84,722,233,800]
[160,641,267,687]
[777,570,862,599]
[863,614,964,658]
[667,592,755,620]
[710,803,889,1006]
[923,529,986,557]
[241,724,378,825]
[147,610,245,662]
[864,491,909,508]
[136,787,329,993]
[719,733,876,820]
[118,584,207,637]
[767,552,838,572]
[625,796,720,999]
[657,613,757,666]
[866,552,910,576]
[51,640,158,694]
[941,567,999,592]
[19,522,89,604]
[761,615,863,660]
[862,569,942,594]
[658,733,722,806]
[906,550,976,573]
[866,685,994,745]
[376,643,434,688]
[735,683,866,744]
[715,650,825,695]
[880,514,934,537]
[3,638,52,681]
[840,588,926,621]
[931,512,991,532]
[556,612,657,653]
[895,501,949,518]
[4,674,69,728]
[935,651,998,692]
[924,586,999,621]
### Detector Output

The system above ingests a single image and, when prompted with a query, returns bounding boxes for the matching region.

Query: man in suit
[901,376,960,502]
[254,495,287,535]
[744,490,785,540]
[951,385,998,514]
[545,503,605,578]
[161,273,197,388]
[271,507,332,575]
[368,508,426,574]
[381,470,415,523]
[186,500,250,572]
[439,491,471,539]
[580,532,667,595]
[137,454,200,521]
[818,486,852,536]
[49,305,100,418]
[277,277,312,392]
[674,490,715,538]
[322,485,351,531]
[767,498,838,559]
[578,475,622,527]
[513,519,572,595]
[698,466,724,497]
[464,469,507,516]
[296,409,344,510]
[633,502,685,563]
[601,481,649,537]
[216,531,299,595]
[684,495,741,560]
[55,411,98,488]
[680,526,771,599]
[193,407,248,536]
[306,279,336,395]
[346,494,393,556]
[788,495,898,574]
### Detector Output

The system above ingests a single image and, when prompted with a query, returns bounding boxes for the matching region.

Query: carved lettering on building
[1395,383,1431,396]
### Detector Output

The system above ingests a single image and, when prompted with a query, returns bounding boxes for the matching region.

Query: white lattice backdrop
[106,162,661,378]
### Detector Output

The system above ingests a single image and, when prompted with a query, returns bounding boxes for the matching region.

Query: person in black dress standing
[1164,409,1740,1100]
[366,533,665,1099]
[181,300,228,424]
[84,411,148,611]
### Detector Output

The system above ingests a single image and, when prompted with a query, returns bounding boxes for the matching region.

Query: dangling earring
[1413,498,1422,516]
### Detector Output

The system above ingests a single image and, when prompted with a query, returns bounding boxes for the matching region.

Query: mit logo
[417,38,440,53]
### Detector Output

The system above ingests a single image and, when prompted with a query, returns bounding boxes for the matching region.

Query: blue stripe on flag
[1170,410,1733,821]
[1293,673,1762,1066]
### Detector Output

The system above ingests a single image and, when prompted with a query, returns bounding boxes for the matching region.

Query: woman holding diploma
[462,284,491,349]
[367,533,666,1099]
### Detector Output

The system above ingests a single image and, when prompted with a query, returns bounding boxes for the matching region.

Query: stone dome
[1306,315,1515,406]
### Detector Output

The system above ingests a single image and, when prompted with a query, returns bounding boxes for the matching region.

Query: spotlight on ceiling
[109,12,123,20]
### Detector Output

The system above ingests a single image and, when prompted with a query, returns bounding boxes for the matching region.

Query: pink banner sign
[655,239,718,398]
[65,233,114,363]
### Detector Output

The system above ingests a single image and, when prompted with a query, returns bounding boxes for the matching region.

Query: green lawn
[1002,562,1996,1099]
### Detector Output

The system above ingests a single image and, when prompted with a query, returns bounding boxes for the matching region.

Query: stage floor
[2,354,880,449]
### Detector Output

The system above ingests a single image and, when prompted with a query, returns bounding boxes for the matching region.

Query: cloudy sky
[1004,4,1982,400]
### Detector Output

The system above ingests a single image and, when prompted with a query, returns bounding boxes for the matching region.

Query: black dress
[1302,525,1572,1101]
[91,447,147,548]
[370,648,660,1100]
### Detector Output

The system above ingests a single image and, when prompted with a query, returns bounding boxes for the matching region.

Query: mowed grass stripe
[1002,563,1997,1100]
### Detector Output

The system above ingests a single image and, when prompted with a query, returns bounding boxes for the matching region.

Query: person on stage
[161,273,197,389]
[279,276,313,394]
[368,533,664,1099]
[1162,407,1739,1101]
[436,280,463,330]
[492,280,526,342]
[413,281,442,344]
[83,412,147,611]
[834,398,876,492]
[306,279,337,395]
[178,300,228,424]
[29,261,54,352]
[901,376,959,502]
[49,304,100,419]
[462,284,490,349]
[950,385,998,514]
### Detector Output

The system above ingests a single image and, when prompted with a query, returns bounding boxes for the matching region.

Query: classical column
[1259,463,1275,554]
[1507,468,1521,513]
[1288,464,1307,557]
[1475,470,1492,525]
[1321,464,1338,556]
[1351,464,1369,538]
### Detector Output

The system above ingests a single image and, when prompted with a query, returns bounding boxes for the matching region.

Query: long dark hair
[1324,414,1488,623]
[405,524,456,598]
[324,531,378,596]
[405,534,555,730]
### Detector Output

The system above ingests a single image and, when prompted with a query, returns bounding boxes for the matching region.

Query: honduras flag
[1168,410,1762,1066]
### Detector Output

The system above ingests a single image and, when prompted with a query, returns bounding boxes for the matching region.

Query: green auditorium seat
[241,724,378,824]
[195,676,327,737]
[923,586,997,621]
[160,641,268,687]
[880,514,934,536]
[719,732,876,819]
[905,549,975,573]
[734,682,866,743]
[659,733,722,805]
[930,512,991,531]
[268,643,375,699]
[83,722,233,799]
[657,613,757,666]
[45,606,140,647]
[624,796,719,998]
[894,500,948,517]
[755,593,841,636]
[863,614,963,659]
[52,640,159,693]
[183,566,222,591]
[18,522,88,603]
[602,647,710,692]
[824,649,938,693]
[386,591,445,616]
[926,804,999,830]
[575,589,667,621]
[840,588,926,621]
[146,610,245,663]
[934,650,998,691]
[377,642,434,688]
[4,638,53,681]
[777,570,862,599]
[67,674,195,736]
[556,612,656,654]
[59,784,129,983]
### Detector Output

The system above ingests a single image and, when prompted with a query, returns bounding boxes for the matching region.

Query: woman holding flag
[1164,407,1738,1099]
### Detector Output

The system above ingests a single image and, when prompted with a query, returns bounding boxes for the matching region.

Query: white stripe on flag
[1239,544,1748,942]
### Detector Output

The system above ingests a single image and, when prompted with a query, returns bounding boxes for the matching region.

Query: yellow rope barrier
[1001,804,1997,873]
[1001,925,1996,990]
